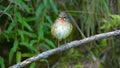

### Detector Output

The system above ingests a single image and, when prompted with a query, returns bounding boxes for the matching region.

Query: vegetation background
[0,0,120,68]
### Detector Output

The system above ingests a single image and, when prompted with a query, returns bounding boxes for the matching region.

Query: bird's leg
[64,39,67,44]
[57,40,60,47]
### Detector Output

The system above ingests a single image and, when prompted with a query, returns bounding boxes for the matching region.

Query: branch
[9,30,120,68]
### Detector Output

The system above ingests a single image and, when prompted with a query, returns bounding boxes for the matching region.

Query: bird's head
[58,12,67,23]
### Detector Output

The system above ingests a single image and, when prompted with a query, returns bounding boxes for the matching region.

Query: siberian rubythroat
[51,12,73,43]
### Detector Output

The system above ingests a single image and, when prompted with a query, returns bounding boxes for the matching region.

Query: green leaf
[9,40,18,64]
[40,59,49,67]
[13,40,19,51]
[102,0,110,13]
[17,29,36,40]
[101,39,107,46]
[21,2,31,13]
[24,17,37,22]
[20,42,39,54]
[39,43,51,50]
[16,51,21,63]
[30,62,36,68]
[0,56,5,68]
[23,30,37,38]
[49,0,58,15]
[1,31,14,42]
[102,18,107,23]
[44,38,56,48]
[38,22,44,40]
[22,53,35,57]
[40,59,48,63]
[21,21,33,31]
[30,40,37,46]
[45,15,53,25]
[43,23,51,28]
[9,49,14,64]
[43,0,48,7]
[35,4,44,18]
[7,22,17,32]
[14,0,31,13]
[16,12,33,31]
[17,29,25,41]
[0,5,5,10]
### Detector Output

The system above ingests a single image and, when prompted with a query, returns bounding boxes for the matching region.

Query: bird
[51,12,73,46]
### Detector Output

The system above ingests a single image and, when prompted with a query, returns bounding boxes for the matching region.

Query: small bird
[51,12,73,44]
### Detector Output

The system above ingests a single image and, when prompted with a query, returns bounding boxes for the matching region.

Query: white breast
[51,21,72,40]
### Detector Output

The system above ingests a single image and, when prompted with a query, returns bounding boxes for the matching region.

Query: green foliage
[0,56,5,68]
[49,0,58,15]
[0,0,58,67]
[9,39,18,64]
[101,14,120,30]
[16,51,22,63]
[16,12,33,31]
[30,62,36,68]
[35,4,44,18]
[75,62,82,68]
[38,22,44,40]
[0,0,120,68]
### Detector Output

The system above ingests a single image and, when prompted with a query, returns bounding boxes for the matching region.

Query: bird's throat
[59,18,65,23]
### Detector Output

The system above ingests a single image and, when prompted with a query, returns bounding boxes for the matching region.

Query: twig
[67,12,86,38]
[9,30,120,68]
[0,0,13,17]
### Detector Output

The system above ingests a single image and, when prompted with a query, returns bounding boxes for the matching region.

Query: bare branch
[9,30,120,68]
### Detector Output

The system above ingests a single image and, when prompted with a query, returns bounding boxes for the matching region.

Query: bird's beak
[59,18,65,23]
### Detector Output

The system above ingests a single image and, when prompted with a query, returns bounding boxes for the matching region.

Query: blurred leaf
[6,5,14,12]
[9,40,19,64]
[14,0,31,13]
[39,43,51,50]
[44,38,56,48]
[102,0,110,13]
[17,29,25,41]
[24,17,37,22]
[16,51,21,63]
[102,18,107,23]
[20,20,33,31]
[20,42,39,54]
[13,40,19,51]
[21,2,31,13]
[43,23,51,28]
[0,56,5,68]
[40,59,49,68]
[0,5,5,10]
[9,49,14,64]
[38,22,44,40]
[17,29,36,40]
[43,0,48,7]
[7,22,17,32]
[40,59,48,62]
[30,40,37,46]
[101,39,107,47]
[45,15,53,25]
[22,53,35,57]
[0,31,14,41]
[101,14,120,30]
[75,62,82,68]
[35,4,44,18]
[23,30,37,38]
[49,0,58,15]
[30,62,36,68]
[16,12,33,31]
